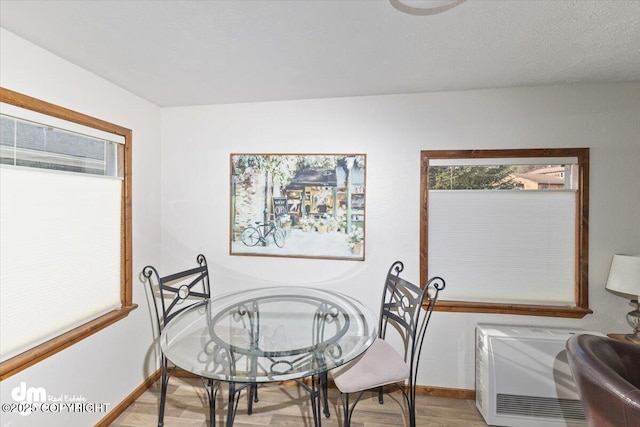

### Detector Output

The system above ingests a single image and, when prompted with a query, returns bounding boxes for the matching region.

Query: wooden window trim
[420,148,591,318]
[0,87,137,380]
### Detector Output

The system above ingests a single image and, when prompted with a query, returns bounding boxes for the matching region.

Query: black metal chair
[142,254,216,427]
[331,261,445,427]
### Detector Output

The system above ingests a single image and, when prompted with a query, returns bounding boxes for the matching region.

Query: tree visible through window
[429,165,517,189]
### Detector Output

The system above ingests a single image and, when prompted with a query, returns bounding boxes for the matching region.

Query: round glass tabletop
[160,286,378,383]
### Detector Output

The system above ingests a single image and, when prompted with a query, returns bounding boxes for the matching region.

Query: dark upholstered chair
[330,261,445,427]
[566,334,640,427]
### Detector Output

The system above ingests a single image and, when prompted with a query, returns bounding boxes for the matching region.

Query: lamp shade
[605,254,640,298]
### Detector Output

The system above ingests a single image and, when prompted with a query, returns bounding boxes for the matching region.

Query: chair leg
[248,354,258,414]
[209,386,215,427]
[227,382,240,427]
[377,385,384,404]
[321,371,330,418]
[340,391,365,427]
[158,356,168,427]
[308,375,322,427]
[202,379,217,427]
[342,392,351,427]
[247,383,257,414]
[408,382,416,427]
[397,382,415,427]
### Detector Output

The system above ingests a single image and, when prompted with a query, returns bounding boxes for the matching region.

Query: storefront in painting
[230,154,366,260]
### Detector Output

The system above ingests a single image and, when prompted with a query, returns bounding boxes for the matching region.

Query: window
[420,148,590,318]
[0,115,120,174]
[0,87,135,379]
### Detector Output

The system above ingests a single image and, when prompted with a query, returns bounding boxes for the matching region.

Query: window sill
[0,304,137,380]
[431,300,592,318]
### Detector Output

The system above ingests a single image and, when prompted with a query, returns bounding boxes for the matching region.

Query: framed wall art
[230,153,366,261]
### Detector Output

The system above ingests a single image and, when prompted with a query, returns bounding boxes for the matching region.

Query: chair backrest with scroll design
[142,254,213,427]
[142,253,210,333]
[378,260,445,393]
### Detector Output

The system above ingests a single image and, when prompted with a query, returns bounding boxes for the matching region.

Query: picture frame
[230,153,366,260]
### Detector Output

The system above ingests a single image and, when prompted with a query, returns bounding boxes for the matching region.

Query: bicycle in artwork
[241,221,286,248]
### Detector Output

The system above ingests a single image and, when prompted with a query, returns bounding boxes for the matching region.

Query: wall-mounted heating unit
[476,324,603,427]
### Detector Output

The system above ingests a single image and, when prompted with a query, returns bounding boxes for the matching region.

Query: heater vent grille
[496,394,586,420]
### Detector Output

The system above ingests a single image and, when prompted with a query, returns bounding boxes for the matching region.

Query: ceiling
[1,0,639,107]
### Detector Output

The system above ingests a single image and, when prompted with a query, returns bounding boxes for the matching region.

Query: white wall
[0,28,161,426]
[161,83,640,390]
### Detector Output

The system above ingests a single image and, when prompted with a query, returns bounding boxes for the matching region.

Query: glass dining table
[160,286,378,427]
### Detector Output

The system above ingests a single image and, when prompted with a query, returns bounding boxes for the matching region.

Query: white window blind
[0,102,125,144]
[428,190,576,305]
[0,166,122,362]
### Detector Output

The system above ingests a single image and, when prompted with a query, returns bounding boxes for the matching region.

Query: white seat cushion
[331,338,409,394]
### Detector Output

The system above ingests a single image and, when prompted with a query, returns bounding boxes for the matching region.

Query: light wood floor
[110,377,489,427]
